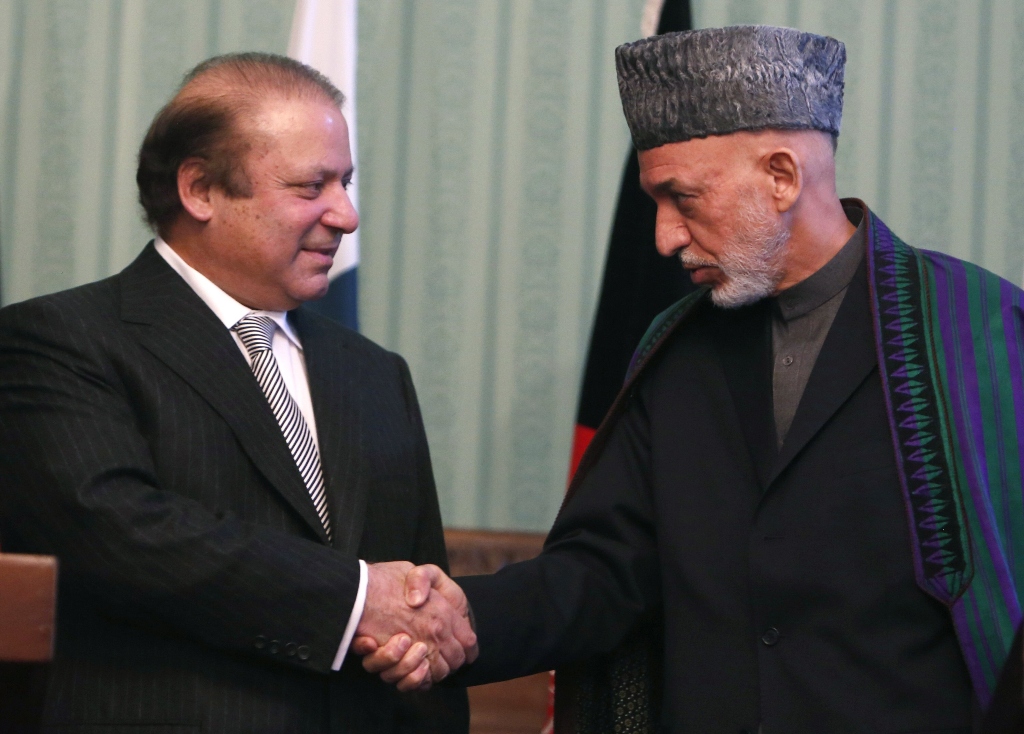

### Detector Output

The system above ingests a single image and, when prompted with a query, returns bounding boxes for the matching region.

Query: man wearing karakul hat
[358,25,1024,733]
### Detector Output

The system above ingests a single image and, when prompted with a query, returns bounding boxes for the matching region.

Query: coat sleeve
[0,297,360,674]
[455,390,661,685]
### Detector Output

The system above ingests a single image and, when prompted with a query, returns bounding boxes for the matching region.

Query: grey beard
[683,201,789,309]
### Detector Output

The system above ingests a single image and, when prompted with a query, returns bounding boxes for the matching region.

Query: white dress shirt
[155,238,367,671]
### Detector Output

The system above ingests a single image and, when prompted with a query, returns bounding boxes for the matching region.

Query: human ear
[765,148,802,213]
[177,158,214,223]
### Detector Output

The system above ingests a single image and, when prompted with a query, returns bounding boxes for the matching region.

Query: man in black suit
[358,27,1014,733]
[0,53,474,733]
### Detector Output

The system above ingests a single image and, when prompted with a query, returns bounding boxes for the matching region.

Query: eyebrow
[296,165,355,181]
[645,177,689,196]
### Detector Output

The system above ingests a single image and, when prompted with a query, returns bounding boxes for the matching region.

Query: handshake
[352,561,477,691]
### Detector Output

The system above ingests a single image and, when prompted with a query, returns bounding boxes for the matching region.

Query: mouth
[679,252,720,283]
[300,246,338,268]
[683,263,722,285]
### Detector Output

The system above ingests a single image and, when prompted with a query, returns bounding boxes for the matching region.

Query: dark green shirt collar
[775,207,865,322]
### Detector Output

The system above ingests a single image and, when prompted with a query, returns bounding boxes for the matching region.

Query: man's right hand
[353,562,477,691]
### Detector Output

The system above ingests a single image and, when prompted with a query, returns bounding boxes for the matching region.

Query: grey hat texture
[616,25,846,150]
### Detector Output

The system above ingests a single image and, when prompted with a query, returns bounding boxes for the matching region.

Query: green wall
[0,0,295,303]
[2,1,1022,532]
[356,0,645,531]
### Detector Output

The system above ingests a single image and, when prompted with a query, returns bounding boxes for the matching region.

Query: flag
[288,0,360,330]
[568,0,694,478]
[546,2,694,731]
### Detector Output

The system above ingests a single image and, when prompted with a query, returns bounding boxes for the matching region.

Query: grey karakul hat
[616,25,846,150]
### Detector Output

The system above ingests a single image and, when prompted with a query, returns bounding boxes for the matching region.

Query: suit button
[269,639,281,654]
[286,642,297,657]
[761,627,780,646]
[254,635,266,650]
[297,645,311,661]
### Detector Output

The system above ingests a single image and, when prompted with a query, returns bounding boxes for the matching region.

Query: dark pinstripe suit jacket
[0,244,468,733]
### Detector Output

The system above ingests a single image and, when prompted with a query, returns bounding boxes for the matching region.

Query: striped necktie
[232,313,332,541]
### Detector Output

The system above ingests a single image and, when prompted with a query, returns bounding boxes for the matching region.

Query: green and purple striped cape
[867,209,1024,703]
[558,204,1024,731]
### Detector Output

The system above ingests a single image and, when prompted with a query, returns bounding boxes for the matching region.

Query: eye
[342,176,353,191]
[673,192,695,212]
[300,181,325,196]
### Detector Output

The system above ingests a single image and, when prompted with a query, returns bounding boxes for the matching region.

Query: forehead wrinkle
[646,177,696,197]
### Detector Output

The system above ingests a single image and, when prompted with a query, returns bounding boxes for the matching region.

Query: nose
[321,183,359,234]
[654,203,691,257]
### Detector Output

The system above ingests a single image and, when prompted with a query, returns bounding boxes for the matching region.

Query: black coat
[0,244,467,734]
[459,263,973,733]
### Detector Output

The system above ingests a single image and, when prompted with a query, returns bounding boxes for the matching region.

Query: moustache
[679,252,718,269]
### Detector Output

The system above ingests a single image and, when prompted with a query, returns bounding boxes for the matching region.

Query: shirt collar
[154,238,303,350]
[774,207,865,322]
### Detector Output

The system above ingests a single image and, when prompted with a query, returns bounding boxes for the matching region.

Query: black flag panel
[569,0,694,475]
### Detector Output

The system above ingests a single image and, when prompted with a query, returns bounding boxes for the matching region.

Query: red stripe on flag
[542,671,555,734]
[568,424,597,483]
[550,424,597,729]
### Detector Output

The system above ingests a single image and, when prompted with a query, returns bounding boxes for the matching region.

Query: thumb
[427,567,469,615]
[351,636,379,656]
[405,564,446,607]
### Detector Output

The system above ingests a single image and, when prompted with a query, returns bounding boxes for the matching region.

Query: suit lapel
[710,300,777,491]
[770,259,877,485]
[290,310,369,556]
[119,245,331,543]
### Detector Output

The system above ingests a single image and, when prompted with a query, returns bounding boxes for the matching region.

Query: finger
[451,613,478,655]
[418,591,471,672]
[426,649,451,683]
[404,564,443,607]
[350,635,379,656]
[432,593,479,671]
[395,658,432,693]
[379,642,430,684]
[464,640,480,665]
[433,621,467,673]
[361,634,412,674]
[416,676,434,692]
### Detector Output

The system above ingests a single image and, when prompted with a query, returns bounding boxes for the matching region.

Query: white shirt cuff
[332,559,369,671]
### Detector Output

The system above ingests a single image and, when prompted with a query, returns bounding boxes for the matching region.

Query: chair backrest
[444,527,545,577]
[0,553,57,663]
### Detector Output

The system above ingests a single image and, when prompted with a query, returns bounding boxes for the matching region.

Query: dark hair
[136,52,345,235]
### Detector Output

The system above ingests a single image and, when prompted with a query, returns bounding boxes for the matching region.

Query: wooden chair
[445,528,548,734]
[0,549,58,733]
